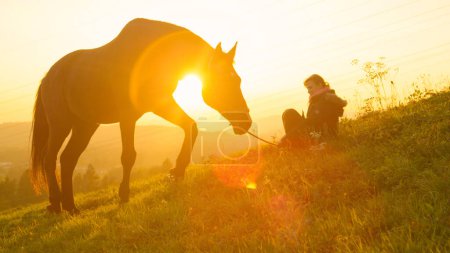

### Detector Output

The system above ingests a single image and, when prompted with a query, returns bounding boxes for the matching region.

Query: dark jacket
[307,89,347,138]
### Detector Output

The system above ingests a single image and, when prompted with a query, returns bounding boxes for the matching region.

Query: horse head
[202,42,252,135]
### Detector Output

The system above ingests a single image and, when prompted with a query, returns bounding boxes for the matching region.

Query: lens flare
[129,30,210,111]
[212,163,262,189]
[245,182,257,190]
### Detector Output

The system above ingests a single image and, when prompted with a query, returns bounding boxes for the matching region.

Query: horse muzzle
[224,112,252,135]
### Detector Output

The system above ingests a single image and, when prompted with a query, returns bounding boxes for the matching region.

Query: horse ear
[215,42,223,53]
[227,42,238,60]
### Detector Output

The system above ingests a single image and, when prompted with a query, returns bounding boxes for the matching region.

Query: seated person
[280,74,347,147]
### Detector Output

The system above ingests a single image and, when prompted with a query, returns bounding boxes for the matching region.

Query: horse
[31,18,252,214]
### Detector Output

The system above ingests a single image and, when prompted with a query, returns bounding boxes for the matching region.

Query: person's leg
[281,109,305,147]
[282,109,303,136]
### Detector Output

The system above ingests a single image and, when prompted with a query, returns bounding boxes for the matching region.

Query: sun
[173,74,207,114]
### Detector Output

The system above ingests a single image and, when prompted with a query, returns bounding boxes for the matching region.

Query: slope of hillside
[0,91,449,252]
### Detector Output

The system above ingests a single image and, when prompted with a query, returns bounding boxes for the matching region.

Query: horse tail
[30,81,49,194]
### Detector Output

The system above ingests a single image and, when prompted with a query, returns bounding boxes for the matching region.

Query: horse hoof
[62,203,80,215]
[119,196,129,203]
[168,169,184,182]
[46,204,61,214]
[64,207,80,216]
[118,184,130,203]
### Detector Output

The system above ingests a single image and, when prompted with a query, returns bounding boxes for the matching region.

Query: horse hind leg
[44,123,71,213]
[60,122,98,214]
[118,120,136,203]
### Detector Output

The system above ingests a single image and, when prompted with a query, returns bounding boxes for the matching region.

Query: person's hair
[304,74,330,88]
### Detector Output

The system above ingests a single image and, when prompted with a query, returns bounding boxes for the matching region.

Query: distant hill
[0,115,284,179]
[0,122,181,176]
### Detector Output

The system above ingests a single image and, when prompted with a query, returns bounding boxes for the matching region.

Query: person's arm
[325,93,347,107]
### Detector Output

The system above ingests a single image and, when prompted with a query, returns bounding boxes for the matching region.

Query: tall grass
[1,90,449,252]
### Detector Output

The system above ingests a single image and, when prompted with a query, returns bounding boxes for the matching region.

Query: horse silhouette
[31,18,252,214]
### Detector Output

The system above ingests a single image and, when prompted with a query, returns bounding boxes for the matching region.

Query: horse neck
[129,32,214,111]
[178,36,214,75]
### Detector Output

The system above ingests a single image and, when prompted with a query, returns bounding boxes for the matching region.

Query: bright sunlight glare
[173,74,209,115]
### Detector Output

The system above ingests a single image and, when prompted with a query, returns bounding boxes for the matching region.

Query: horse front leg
[171,121,198,180]
[153,98,198,181]
[118,120,137,203]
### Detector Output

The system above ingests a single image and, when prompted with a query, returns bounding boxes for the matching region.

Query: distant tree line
[0,158,172,211]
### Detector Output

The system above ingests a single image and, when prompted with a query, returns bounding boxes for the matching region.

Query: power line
[245,3,450,75]
[1,1,450,123]
[248,55,450,115]
[1,1,446,97]
[245,39,450,107]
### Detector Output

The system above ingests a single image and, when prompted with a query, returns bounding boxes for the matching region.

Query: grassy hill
[1,91,449,252]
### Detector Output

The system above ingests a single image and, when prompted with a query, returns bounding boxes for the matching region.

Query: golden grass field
[1,89,449,252]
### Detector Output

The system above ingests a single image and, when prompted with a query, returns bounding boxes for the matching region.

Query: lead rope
[247,131,279,146]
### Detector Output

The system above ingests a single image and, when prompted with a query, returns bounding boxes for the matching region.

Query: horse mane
[103,18,189,51]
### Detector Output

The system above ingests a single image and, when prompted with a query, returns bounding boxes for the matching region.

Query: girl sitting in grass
[280,74,347,148]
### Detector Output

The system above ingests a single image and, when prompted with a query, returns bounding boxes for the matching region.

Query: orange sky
[1,0,450,125]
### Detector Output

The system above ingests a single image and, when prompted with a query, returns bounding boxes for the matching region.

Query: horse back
[56,19,189,123]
